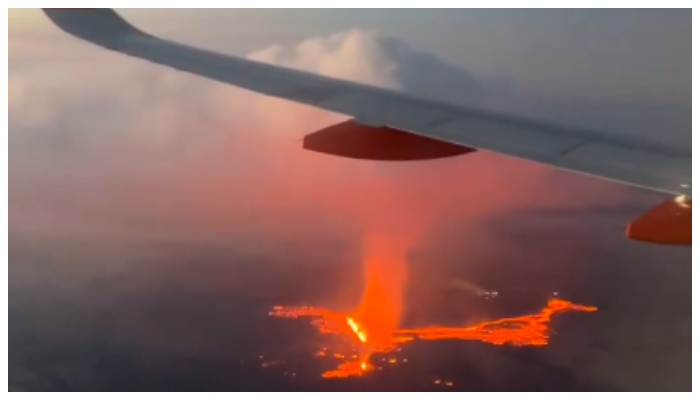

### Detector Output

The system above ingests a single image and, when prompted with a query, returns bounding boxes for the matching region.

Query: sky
[8,8,692,391]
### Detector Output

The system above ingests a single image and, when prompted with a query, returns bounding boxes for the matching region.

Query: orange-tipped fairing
[627,195,691,246]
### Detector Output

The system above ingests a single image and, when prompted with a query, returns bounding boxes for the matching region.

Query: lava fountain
[349,232,409,364]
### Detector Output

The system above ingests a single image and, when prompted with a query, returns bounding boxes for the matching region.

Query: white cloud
[248,28,487,107]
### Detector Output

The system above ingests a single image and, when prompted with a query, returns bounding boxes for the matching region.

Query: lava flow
[269,232,596,379]
[269,298,597,379]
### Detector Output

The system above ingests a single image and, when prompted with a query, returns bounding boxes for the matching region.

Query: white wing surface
[42,9,691,196]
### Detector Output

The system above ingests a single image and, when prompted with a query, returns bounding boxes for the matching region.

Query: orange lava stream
[270,298,597,379]
[395,299,598,346]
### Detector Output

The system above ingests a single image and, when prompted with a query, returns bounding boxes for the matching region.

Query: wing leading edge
[42,9,690,198]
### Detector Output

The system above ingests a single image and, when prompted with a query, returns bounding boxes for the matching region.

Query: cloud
[249,29,488,106]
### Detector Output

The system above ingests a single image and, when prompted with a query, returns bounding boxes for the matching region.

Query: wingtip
[42,8,146,47]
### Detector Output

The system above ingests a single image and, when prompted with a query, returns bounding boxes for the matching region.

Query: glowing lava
[270,298,597,378]
[269,232,597,380]
[395,298,597,346]
[346,317,367,343]
[351,232,408,350]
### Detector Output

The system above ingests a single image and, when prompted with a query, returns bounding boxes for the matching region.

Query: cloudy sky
[8,8,691,391]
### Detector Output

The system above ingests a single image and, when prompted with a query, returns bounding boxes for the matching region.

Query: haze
[8,8,691,391]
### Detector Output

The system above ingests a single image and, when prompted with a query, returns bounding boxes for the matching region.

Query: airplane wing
[41,9,692,245]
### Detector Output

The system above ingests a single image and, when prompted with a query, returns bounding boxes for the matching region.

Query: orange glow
[350,232,409,350]
[270,298,597,378]
[394,298,597,345]
[269,232,597,379]
[321,360,373,379]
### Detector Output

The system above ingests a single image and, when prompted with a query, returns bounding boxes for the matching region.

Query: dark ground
[8,196,691,392]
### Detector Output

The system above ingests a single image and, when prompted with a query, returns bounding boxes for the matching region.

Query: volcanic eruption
[270,232,598,379]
